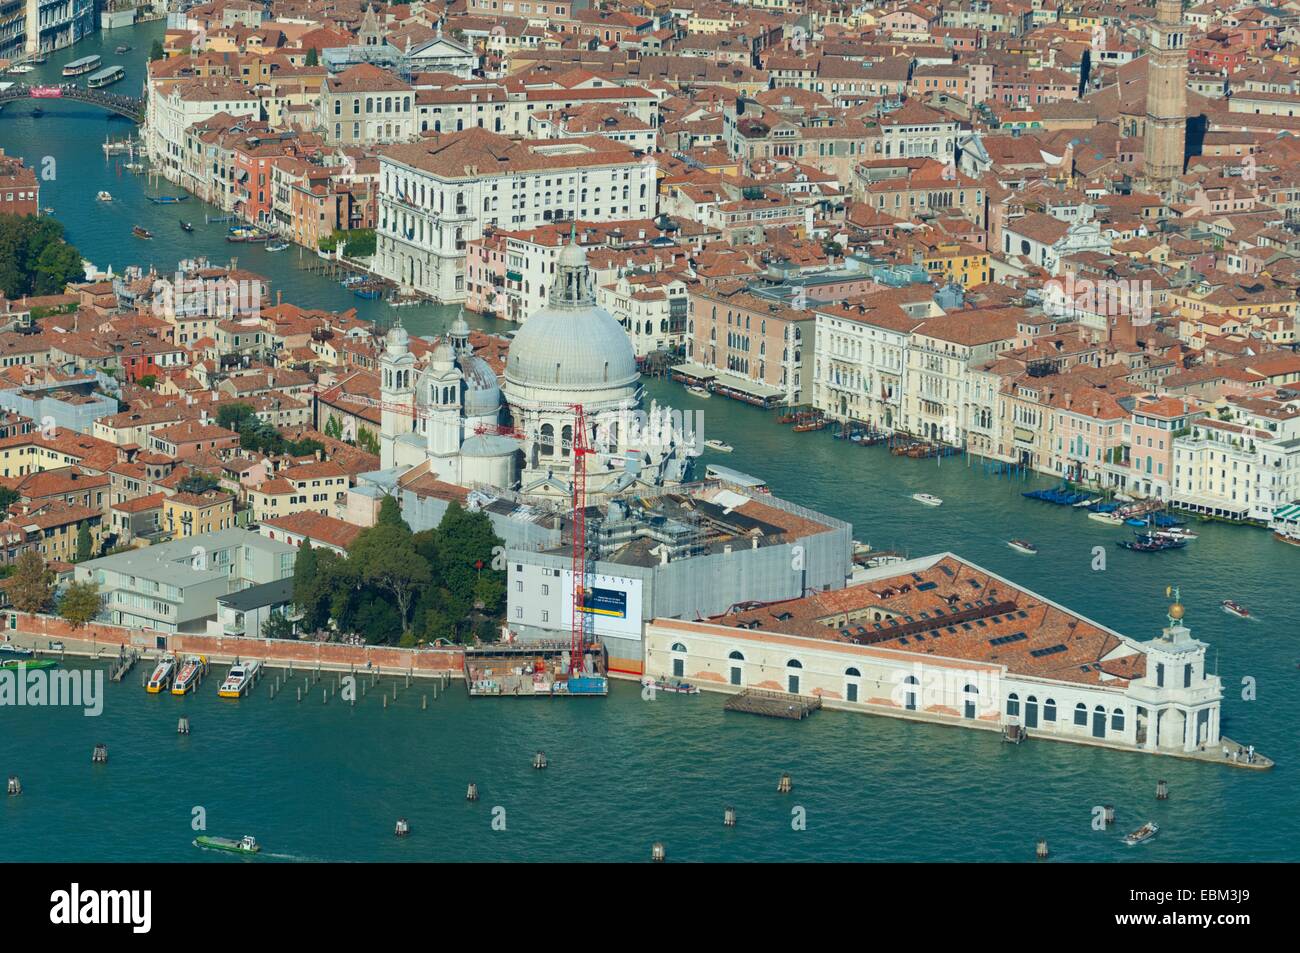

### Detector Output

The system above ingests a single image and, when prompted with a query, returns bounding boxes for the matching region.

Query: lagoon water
[2,23,1297,862]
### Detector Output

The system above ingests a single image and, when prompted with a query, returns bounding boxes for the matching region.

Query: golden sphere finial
[1169,602,1185,620]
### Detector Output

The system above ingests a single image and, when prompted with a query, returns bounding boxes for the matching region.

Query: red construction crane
[570,403,594,678]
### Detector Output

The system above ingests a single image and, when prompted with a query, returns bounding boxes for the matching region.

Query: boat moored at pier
[146,656,177,693]
[171,656,209,695]
[218,660,260,698]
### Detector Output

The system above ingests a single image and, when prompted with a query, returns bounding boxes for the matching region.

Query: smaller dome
[385,321,409,355]
[557,240,588,270]
[431,339,455,370]
[1169,602,1185,620]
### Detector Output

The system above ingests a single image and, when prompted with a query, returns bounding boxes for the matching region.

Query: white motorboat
[1088,511,1125,525]
[704,439,733,453]
[1123,822,1159,846]
[96,191,112,202]
[912,493,943,507]
[1007,539,1038,555]
[218,659,261,698]
[686,385,711,399]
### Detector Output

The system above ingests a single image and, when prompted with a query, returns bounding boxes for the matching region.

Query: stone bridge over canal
[0,83,145,123]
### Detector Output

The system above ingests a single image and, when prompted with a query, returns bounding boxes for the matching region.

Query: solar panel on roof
[989,632,1028,647]
[917,581,938,591]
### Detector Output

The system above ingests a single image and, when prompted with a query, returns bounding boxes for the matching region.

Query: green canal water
[2,23,1298,862]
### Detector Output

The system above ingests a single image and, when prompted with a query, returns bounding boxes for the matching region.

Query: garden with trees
[292,496,506,646]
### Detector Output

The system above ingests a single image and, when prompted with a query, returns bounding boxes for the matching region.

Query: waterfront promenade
[6,612,464,678]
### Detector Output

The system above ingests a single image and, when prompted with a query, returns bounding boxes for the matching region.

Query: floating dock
[724,688,822,720]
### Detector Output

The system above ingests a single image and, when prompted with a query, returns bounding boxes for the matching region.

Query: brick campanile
[1143,0,1189,196]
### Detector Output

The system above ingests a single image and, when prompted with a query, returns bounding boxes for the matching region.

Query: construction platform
[724,688,822,720]
[464,640,608,697]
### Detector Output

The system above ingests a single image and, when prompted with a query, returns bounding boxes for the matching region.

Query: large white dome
[505,303,638,391]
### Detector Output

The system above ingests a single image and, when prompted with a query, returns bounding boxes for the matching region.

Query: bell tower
[1143,0,1188,197]
[379,320,415,470]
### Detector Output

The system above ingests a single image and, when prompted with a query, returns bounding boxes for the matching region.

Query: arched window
[728,650,744,686]
[1111,708,1125,732]
[1006,692,1020,717]
[963,683,978,718]
[670,642,686,678]
[845,667,860,677]
[1043,698,1057,722]
[539,423,554,456]
[787,659,803,669]
[844,667,861,702]
[561,424,572,457]
[1074,703,1088,726]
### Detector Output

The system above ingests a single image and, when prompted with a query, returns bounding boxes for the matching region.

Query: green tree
[150,40,164,61]
[0,485,19,511]
[292,541,327,631]
[305,47,318,67]
[0,215,82,298]
[75,523,94,562]
[137,374,158,389]
[347,509,429,638]
[57,581,102,629]
[262,610,293,640]
[324,414,343,440]
[356,426,380,456]
[31,239,83,295]
[217,402,257,432]
[9,551,54,613]
[437,502,506,619]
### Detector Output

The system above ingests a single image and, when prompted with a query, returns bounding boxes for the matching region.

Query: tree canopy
[9,551,55,613]
[289,497,506,645]
[0,215,84,298]
[58,581,102,629]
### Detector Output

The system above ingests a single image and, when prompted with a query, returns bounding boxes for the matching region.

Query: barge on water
[464,639,608,697]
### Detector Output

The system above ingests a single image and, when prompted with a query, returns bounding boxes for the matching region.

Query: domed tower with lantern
[501,230,694,503]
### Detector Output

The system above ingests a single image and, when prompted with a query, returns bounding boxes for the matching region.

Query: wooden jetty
[724,688,822,720]
[109,649,140,682]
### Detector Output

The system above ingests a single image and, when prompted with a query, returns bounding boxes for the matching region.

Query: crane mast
[570,403,593,677]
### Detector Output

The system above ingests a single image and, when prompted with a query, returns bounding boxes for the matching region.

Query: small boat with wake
[912,493,943,507]
[146,655,176,693]
[132,225,152,239]
[704,439,733,453]
[1007,539,1038,555]
[1221,600,1250,620]
[686,385,711,399]
[96,191,112,202]
[265,239,289,252]
[195,834,260,855]
[1152,527,1197,542]
[179,220,194,232]
[1123,822,1159,847]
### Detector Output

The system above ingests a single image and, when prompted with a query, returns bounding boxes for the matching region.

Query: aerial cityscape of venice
[0,0,1295,891]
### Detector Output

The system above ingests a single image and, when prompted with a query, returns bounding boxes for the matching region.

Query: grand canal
[1,22,1296,862]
